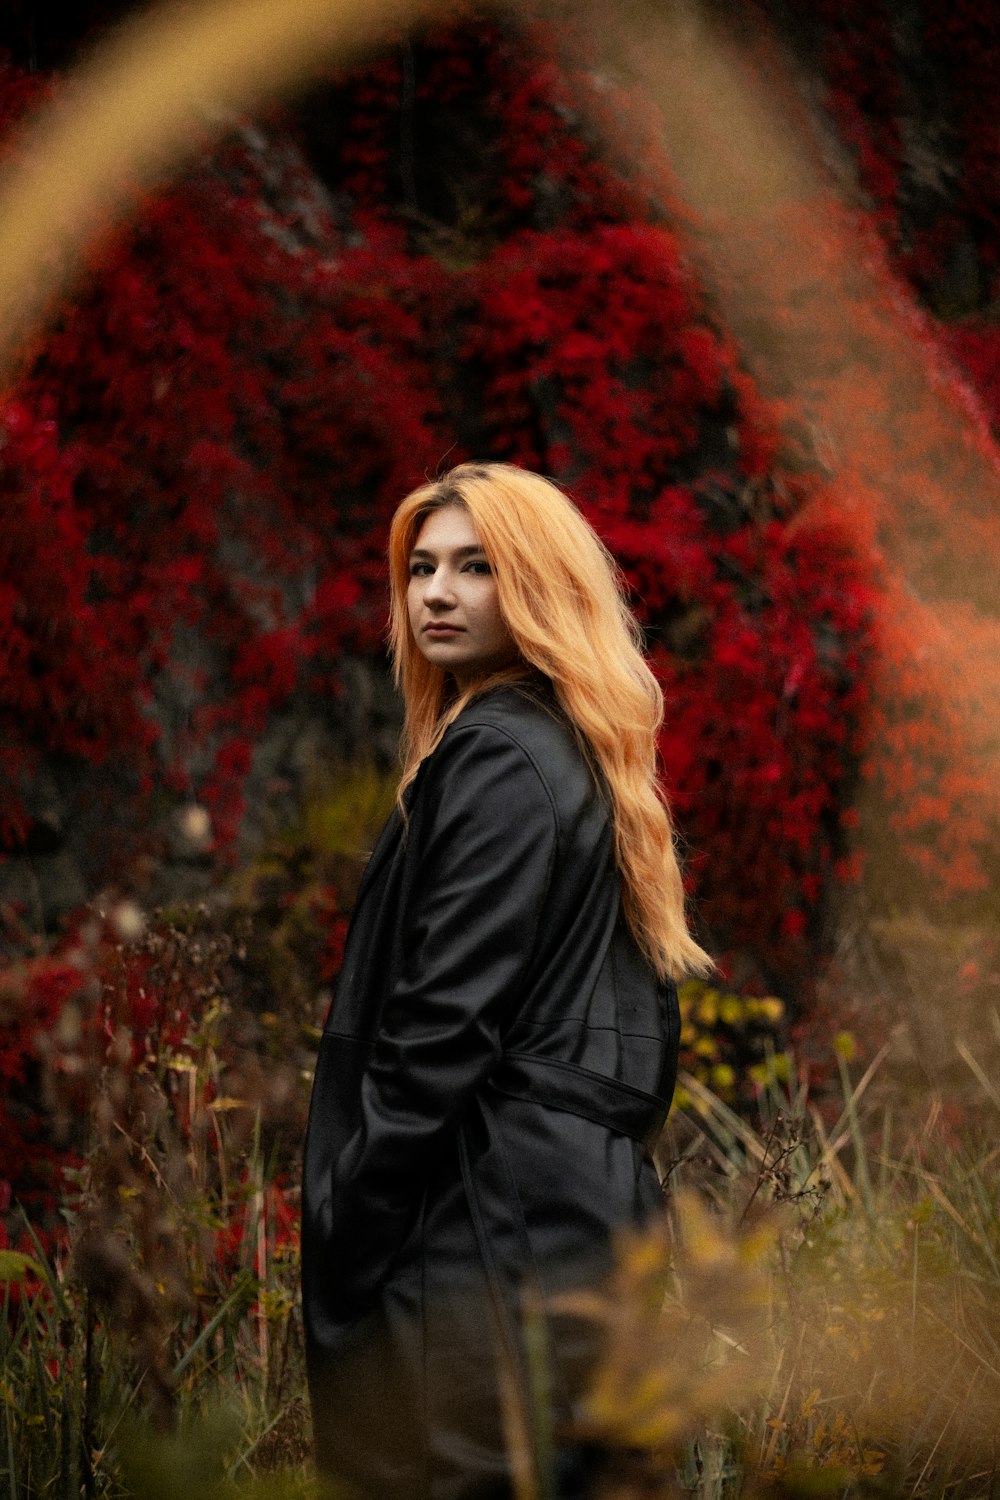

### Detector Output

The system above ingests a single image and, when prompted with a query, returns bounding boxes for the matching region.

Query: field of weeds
[2,899,997,1500]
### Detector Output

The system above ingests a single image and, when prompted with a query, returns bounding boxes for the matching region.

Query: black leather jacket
[302,681,680,1499]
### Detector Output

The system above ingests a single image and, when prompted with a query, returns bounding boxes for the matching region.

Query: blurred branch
[0,0,465,383]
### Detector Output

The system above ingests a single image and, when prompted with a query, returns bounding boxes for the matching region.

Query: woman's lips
[424,623,464,637]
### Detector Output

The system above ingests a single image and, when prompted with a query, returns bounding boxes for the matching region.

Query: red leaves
[0,102,448,849]
[812,0,1000,299]
[942,324,1000,429]
[0,19,889,986]
[463,222,731,507]
[232,626,309,702]
[654,515,876,979]
[0,400,151,812]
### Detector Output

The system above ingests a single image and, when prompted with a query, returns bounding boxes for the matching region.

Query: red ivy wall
[788,0,1000,409]
[0,17,878,992]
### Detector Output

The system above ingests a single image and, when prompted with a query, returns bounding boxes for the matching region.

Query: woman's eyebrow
[409,544,487,560]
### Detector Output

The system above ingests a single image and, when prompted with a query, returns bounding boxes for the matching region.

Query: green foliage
[0,1196,312,1498]
[228,763,397,1030]
[120,1406,327,1500]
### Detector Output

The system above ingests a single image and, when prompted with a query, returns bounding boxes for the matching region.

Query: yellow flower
[711,1063,736,1094]
[833,1030,856,1062]
[695,988,720,1026]
[719,994,743,1025]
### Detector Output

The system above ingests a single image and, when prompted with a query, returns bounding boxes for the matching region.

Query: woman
[301,462,712,1500]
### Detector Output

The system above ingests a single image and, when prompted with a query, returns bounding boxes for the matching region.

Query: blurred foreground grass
[579,1049,1000,1500]
[2,937,998,1500]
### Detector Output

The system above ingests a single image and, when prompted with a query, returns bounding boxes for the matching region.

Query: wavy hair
[387,462,712,980]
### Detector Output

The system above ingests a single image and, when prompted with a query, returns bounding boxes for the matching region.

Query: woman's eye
[409,562,433,576]
[465,561,492,575]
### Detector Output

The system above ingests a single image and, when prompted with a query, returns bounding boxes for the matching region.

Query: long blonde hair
[387,462,713,980]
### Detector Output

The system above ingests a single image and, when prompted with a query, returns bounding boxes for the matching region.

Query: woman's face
[407,505,518,688]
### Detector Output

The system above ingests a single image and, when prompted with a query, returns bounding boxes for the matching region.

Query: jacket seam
[442,719,562,839]
[609,927,624,1073]
[502,1049,670,1106]
[457,687,606,805]
[321,1023,669,1044]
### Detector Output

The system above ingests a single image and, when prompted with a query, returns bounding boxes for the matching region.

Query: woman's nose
[423,567,456,607]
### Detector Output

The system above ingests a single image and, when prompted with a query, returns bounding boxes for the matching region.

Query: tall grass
[570,1044,1000,1499]
[0,907,317,1499]
[0,768,409,1497]
[3,882,999,1498]
[0,1147,312,1500]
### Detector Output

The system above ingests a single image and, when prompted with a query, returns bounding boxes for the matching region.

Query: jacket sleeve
[323,722,558,1317]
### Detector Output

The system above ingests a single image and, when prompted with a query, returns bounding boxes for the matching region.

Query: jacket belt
[457,1052,668,1431]
[487,1051,670,1155]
